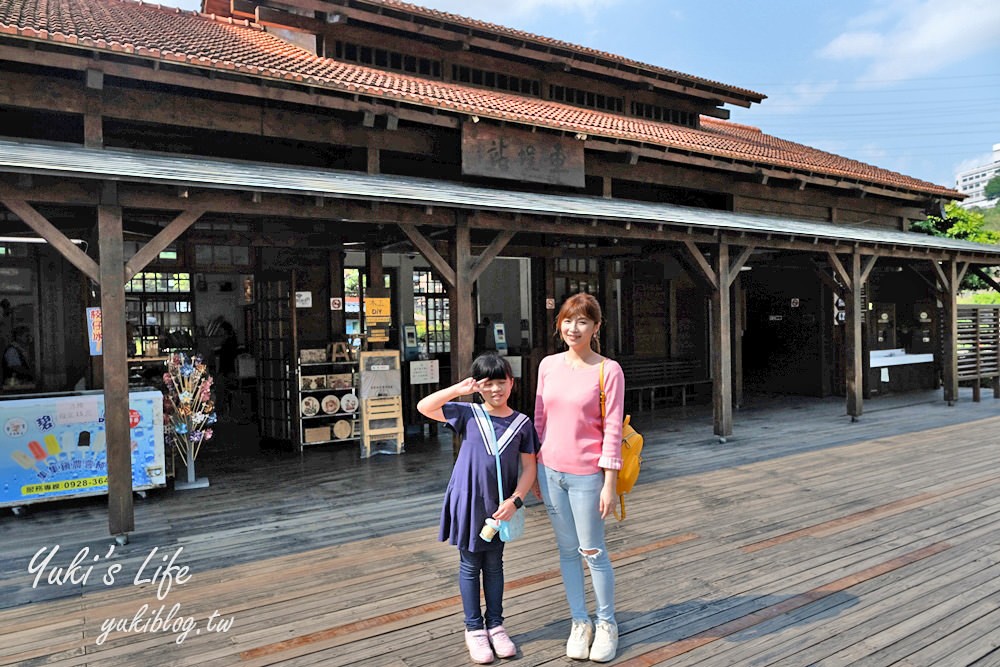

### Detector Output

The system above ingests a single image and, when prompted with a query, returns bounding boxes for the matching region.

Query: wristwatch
[510,495,523,509]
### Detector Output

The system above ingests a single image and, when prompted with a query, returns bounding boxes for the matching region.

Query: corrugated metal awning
[0,138,996,257]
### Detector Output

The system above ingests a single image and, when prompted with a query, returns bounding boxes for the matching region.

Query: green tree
[985,174,1000,202]
[911,202,1000,290]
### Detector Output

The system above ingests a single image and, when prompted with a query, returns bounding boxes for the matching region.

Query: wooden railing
[956,305,1000,402]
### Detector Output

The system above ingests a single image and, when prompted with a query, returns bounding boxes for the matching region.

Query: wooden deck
[3,389,1000,666]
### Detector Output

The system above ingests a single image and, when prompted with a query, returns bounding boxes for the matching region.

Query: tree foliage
[911,202,1000,291]
[985,175,1000,203]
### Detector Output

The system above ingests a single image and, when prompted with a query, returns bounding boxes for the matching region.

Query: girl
[533,293,624,663]
[418,352,539,664]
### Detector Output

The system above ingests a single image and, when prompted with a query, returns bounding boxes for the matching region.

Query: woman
[533,293,624,663]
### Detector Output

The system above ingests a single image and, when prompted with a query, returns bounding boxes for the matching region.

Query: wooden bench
[618,357,712,410]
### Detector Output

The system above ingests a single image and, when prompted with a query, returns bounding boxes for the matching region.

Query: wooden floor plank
[3,388,1000,666]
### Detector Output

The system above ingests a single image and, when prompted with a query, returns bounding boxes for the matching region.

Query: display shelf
[295,355,360,451]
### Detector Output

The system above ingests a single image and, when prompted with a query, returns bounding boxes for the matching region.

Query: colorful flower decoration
[161,352,216,469]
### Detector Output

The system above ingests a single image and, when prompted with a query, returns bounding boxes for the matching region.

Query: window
[344,269,393,338]
[333,41,442,78]
[412,269,450,355]
[452,65,540,96]
[630,101,696,127]
[549,85,623,113]
[125,272,194,356]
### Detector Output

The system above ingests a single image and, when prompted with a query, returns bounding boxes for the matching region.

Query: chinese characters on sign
[87,307,103,356]
[462,123,585,188]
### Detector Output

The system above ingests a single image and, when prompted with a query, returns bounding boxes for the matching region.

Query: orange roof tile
[0,0,959,199]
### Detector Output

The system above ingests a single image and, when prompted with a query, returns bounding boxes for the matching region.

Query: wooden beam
[905,263,939,293]
[826,251,851,291]
[398,223,456,288]
[124,207,207,281]
[845,252,863,420]
[469,229,515,284]
[810,259,845,296]
[712,242,733,439]
[860,255,878,285]
[971,267,1000,294]
[957,262,970,287]
[98,198,134,537]
[930,260,949,292]
[0,198,100,282]
[727,245,755,287]
[682,241,719,291]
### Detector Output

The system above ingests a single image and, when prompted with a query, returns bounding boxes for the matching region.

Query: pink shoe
[488,625,517,658]
[465,629,495,664]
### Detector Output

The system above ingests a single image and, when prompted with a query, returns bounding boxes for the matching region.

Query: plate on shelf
[300,396,320,417]
[339,392,359,413]
[321,394,340,414]
[332,419,353,440]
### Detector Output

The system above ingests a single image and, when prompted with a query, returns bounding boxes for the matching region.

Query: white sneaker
[589,620,619,663]
[565,619,593,660]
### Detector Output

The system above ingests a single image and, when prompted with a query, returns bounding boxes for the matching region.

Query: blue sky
[168,0,1000,191]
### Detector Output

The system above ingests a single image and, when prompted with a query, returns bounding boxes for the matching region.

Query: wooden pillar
[711,243,733,440]
[544,256,556,355]
[98,190,133,538]
[329,247,345,337]
[941,259,959,405]
[449,216,474,384]
[732,273,744,409]
[365,248,385,350]
[845,252,864,420]
[84,69,104,148]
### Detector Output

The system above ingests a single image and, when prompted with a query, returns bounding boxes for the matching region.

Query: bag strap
[472,403,526,502]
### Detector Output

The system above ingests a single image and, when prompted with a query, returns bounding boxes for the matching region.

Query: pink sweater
[534,353,624,475]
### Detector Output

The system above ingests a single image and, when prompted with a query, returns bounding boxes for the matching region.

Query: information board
[359,350,401,399]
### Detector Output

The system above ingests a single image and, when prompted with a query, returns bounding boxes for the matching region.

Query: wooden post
[98,190,133,539]
[365,248,385,350]
[450,216,474,384]
[711,242,733,440]
[544,256,556,355]
[941,259,959,405]
[732,273,744,409]
[845,252,864,420]
[329,247,345,338]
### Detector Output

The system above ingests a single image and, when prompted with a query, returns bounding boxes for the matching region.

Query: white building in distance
[955,143,1000,208]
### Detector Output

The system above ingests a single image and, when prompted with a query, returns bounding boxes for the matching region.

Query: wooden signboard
[461,123,585,188]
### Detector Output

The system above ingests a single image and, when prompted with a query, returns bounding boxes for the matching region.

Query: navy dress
[439,402,540,552]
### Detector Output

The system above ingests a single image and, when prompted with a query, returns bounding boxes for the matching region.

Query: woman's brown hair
[553,293,603,353]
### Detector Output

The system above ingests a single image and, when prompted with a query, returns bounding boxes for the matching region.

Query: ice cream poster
[0,390,166,507]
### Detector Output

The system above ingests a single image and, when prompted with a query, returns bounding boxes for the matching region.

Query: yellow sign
[22,476,109,496]
[365,297,392,324]
[367,328,389,343]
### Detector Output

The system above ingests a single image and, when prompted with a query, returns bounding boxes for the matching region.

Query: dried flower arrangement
[162,353,216,471]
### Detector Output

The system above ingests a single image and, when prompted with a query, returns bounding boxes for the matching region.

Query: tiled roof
[0,0,959,199]
[339,0,765,103]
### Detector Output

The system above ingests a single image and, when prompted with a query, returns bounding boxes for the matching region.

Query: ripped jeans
[537,463,616,624]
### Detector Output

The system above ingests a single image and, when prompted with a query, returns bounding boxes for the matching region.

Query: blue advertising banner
[0,389,166,508]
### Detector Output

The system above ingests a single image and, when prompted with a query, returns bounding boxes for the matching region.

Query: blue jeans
[458,547,505,630]
[537,463,616,623]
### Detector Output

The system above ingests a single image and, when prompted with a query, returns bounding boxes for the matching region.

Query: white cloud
[413,0,621,23]
[767,81,840,114]
[819,0,1000,83]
